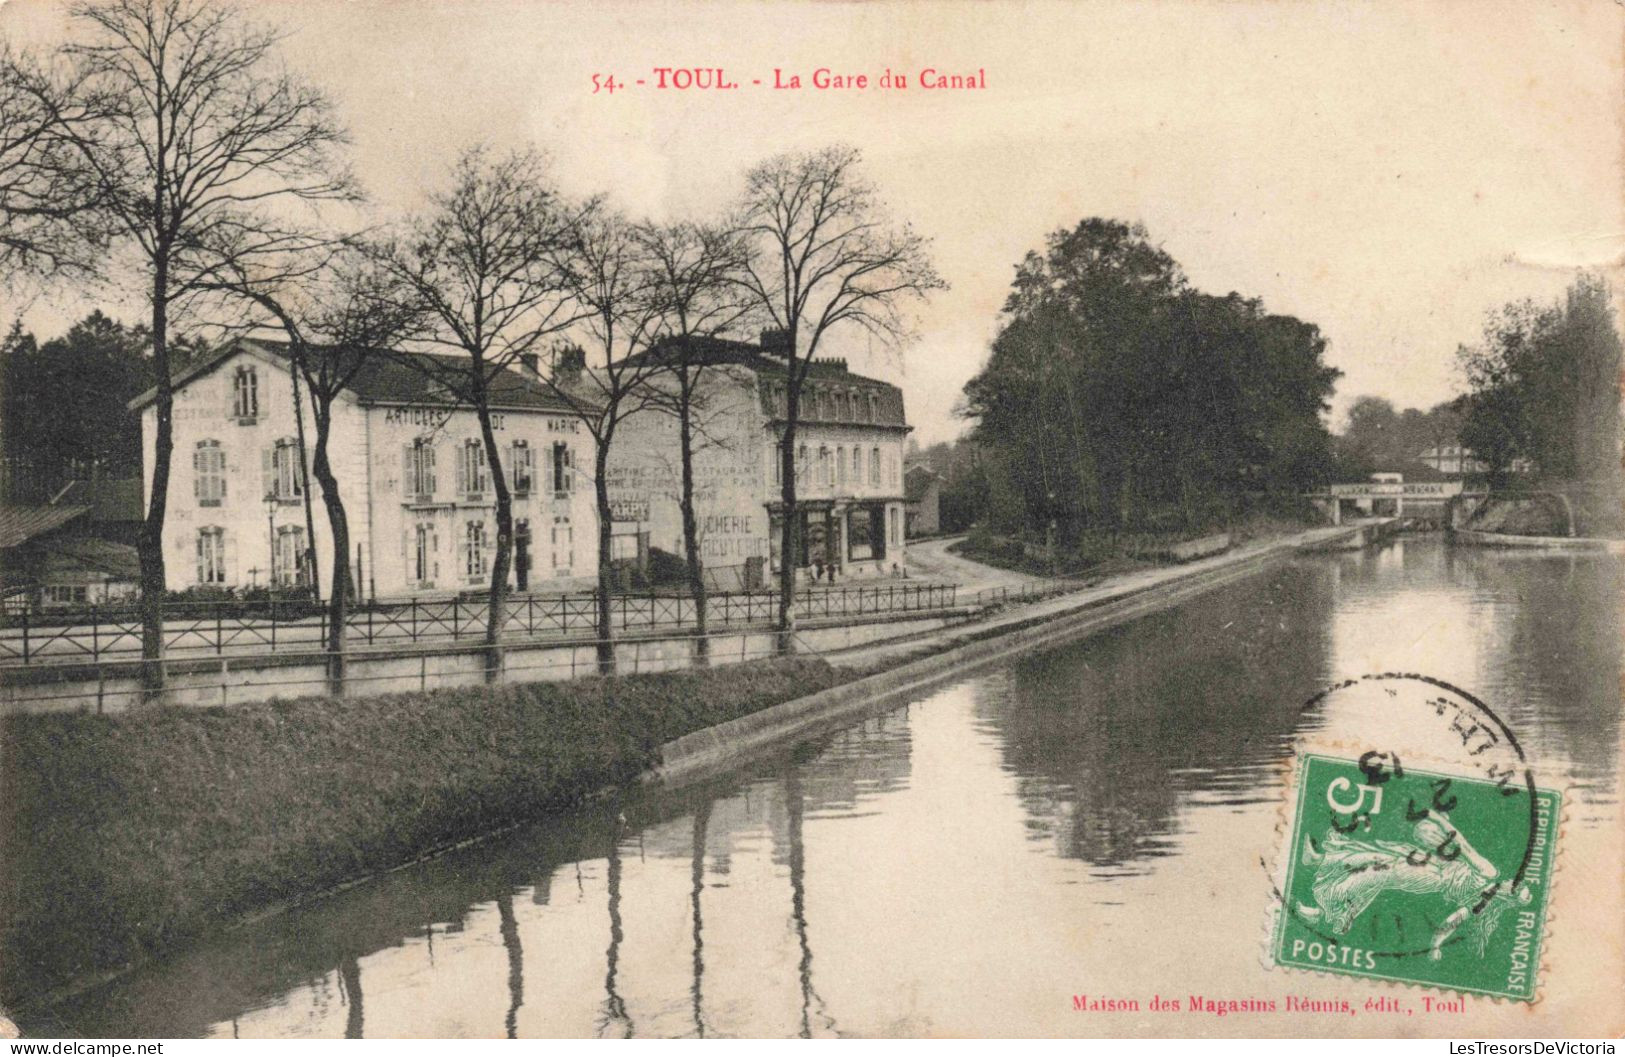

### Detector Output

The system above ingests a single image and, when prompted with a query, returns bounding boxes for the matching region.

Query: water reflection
[31,541,1621,1038]
[982,564,1336,869]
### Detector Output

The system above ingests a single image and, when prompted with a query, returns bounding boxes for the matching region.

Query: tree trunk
[776,386,800,655]
[677,383,708,665]
[290,359,321,602]
[138,276,172,703]
[594,441,617,675]
[311,412,350,697]
[477,401,512,684]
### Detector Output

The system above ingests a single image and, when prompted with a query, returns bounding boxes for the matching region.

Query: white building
[130,339,597,600]
[603,333,912,591]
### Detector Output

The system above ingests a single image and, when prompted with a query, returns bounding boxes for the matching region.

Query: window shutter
[223,528,236,586]
[402,445,413,495]
[261,447,274,500]
[193,447,203,500]
[456,443,467,494]
[425,443,437,496]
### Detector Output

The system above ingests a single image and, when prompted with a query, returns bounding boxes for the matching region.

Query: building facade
[131,340,597,600]
[605,335,912,591]
[904,464,943,537]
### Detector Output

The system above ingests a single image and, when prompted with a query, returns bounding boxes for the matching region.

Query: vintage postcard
[0,0,1621,1042]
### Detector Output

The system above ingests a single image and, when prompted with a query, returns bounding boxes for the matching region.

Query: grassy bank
[950,515,1314,578]
[0,657,847,1008]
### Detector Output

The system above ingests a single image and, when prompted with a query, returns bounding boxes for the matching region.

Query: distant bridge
[1304,480,1482,525]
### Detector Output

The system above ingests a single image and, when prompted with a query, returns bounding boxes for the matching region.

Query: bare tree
[634,220,752,665]
[50,0,354,697]
[0,45,107,286]
[539,208,671,675]
[734,145,944,648]
[376,145,585,680]
[202,245,424,693]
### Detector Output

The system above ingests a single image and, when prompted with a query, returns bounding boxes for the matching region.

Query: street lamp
[265,495,279,588]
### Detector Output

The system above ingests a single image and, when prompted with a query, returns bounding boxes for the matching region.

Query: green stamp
[1271,753,1559,1001]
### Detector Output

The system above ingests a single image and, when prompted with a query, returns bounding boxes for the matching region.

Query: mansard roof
[639,335,909,429]
[128,338,577,415]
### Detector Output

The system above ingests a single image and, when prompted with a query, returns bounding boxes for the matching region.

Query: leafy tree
[52,0,354,697]
[1,310,148,478]
[0,45,108,287]
[963,219,1340,540]
[734,144,944,646]
[634,219,751,665]
[201,247,425,692]
[375,146,585,679]
[540,208,674,675]
[1457,274,1622,487]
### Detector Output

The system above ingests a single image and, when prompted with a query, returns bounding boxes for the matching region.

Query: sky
[3,0,1621,445]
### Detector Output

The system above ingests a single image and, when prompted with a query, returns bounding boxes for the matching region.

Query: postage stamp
[1270,751,1560,1001]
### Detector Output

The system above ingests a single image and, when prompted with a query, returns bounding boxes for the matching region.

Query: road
[903,534,1036,596]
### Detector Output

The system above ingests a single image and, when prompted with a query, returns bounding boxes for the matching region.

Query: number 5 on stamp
[1270,754,1559,1001]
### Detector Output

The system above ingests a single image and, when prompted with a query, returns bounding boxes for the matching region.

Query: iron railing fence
[2,629,819,713]
[0,581,965,666]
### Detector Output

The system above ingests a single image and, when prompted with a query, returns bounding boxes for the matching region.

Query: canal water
[32,539,1623,1037]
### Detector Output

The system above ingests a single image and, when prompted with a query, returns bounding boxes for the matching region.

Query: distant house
[0,502,140,610]
[1416,444,1533,477]
[903,464,942,537]
[1416,444,1486,476]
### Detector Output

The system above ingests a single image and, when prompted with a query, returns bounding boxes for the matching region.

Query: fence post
[96,664,105,714]
[453,600,460,640]
[91,606,99,663]
[216,606,224,655]
[319,607,328,653]
[528,596,535,634]
[22,606,30,664]
[368,607,375,645]
[270,600,277,650]
[412,599,419,643]
[220,657,230,708]
[420,654,427,693]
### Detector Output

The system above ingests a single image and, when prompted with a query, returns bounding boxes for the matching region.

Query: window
[551,442,574,497]
[834,390,847,420]
[551,516,573,571]
[510,440,533,495]
[268,438,303,501]
[836,446,847,486]
[464,520,488,580]
[796,444,808,485]
[847,507,876,561]
[193,440,225,506]
[818,446,832,487]
[458,439,488,498]
[890,454,899,488]
[412,522,437,586]
[867,391,879,423]
[197,527,226,584]
[276,525,306,587]
[870,447,881,487]
[232,366,258,422]
[407,439,437,498]
[46,585,88,604]
[852,446,863,488]
[772,442,783,486]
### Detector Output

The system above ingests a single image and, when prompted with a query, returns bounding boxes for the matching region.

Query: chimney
[518,351,540,380]
[759,328,792,357]
[551,343,586,386]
